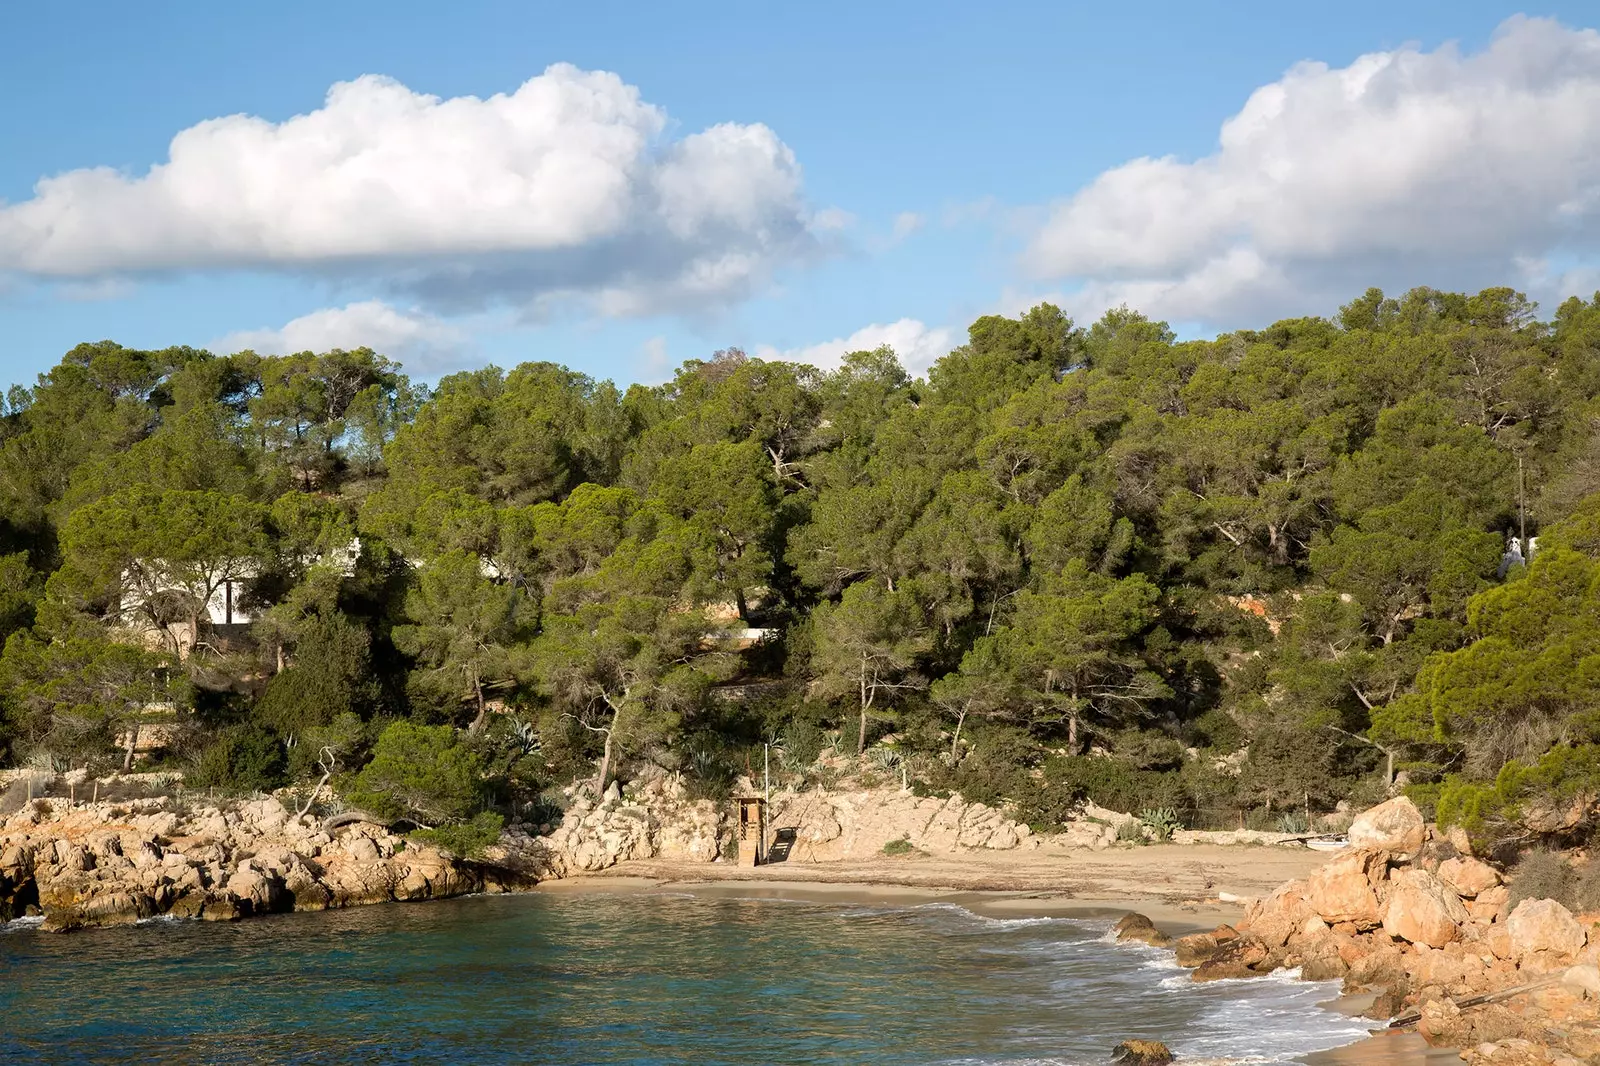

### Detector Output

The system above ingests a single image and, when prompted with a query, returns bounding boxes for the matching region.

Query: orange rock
[1437,856,1501,898]
[1348,797,1426,857]
[1506,898,1586,961]
[1307,849,1386,925]
[1382,868,1470,948]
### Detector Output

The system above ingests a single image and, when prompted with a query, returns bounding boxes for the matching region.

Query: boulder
[1306,849,1386,925]
[1381,868,1470,948]
[1505,898,1585,961]
[1111,1040,1173,1066]
[1243,878,1316,946]
[1192,935,1271,982]
[1347,797,1426,855]
[1113,912,1171,948]
[1173,932,1219,967]
[1561,962,1600,999]
[1437,856,1501,899]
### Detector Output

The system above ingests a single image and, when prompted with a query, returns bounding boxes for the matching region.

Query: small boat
[1303,836,1348,852]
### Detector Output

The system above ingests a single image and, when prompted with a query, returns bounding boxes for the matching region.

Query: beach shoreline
[536,855,1445,1065]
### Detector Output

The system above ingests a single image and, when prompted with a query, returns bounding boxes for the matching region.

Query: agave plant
[1276,811,1310,834]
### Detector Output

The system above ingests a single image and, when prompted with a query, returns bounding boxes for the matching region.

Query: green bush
[345,720,486,824]
[1043,755,1189,815]
[410,811,505,859]
[881,837,920,857]
[1276,811,1311,834]
[1189,707,1245,752]
[188,725,287,792]
[1434,744,1600,847]
[286,712,369,780]
[1115,819,1146,844]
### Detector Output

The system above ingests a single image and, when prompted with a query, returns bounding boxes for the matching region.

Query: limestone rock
[1438,856,1501,899]
[1381,868,1470,948]
[1347,797,1426,856]
[1307,849,1386,925]
[1506,898,1585,961]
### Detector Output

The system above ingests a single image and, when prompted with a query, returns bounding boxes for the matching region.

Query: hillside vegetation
[3,285,1600,847]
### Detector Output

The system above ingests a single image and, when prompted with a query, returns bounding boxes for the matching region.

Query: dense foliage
[5,286,1600,840]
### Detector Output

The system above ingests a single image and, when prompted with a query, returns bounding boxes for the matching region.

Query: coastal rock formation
[1381,868,1469,948]
[1346,796,1426,856]
[529,780,1052,876]
[1145,806,1600,1065]
[0,796,531,932]
[529,781,726,878]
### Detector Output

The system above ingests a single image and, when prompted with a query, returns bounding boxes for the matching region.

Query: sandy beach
[537,844,1454,1065]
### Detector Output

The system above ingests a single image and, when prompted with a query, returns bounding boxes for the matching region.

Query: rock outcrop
[0,796,532,932]
[527,779,1053,877]
[1346,796,1426,856]
[1140,802,1600,1066]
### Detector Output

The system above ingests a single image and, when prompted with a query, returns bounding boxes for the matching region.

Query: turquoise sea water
[0,893,1373,1065]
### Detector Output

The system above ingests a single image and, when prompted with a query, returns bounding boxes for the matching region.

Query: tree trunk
[122,719,140,772]
[594,728,615,797]
[857,662,871,755]
[468,672,487,734]
[950,702,969,761]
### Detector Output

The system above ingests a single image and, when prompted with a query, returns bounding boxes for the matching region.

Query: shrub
[1115,819,1146,844]
[345,721,485,824]
[1044,755,1188,815]
[410,811,505,859]
[1111,729,1186,771]
[1507,850,1575,911]
[1434,744,1600,848]
[286,712,368,781]
[1189,707,1245,752]
[778,720,826,769]
[188,725,287,793]
[882,837,921,857]
[254,616,378,736]
[1276,811,1310,834]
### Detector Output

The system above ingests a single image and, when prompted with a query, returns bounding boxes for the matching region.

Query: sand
[539,844,1448,1063]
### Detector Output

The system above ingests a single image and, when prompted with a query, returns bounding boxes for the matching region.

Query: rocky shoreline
[0,795,545,931]
[1116,797,1600,1066]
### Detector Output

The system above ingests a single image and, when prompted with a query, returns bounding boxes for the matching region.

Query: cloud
[215,300,470,373]
[1,65,816,318]
[757,318,953,375]
[891,212,924,241]
[1023,16,1600,324]
[636,335,673,384]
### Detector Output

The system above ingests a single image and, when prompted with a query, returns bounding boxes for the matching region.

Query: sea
[0,892,1376,1065]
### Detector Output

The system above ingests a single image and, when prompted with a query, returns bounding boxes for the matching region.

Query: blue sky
[4,2,1600,388]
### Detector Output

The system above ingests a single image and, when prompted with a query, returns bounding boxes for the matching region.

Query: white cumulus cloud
[1024,16,1600,324]
[1,64,816,317]
[215,300,470,374]
[757,318,953,376]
